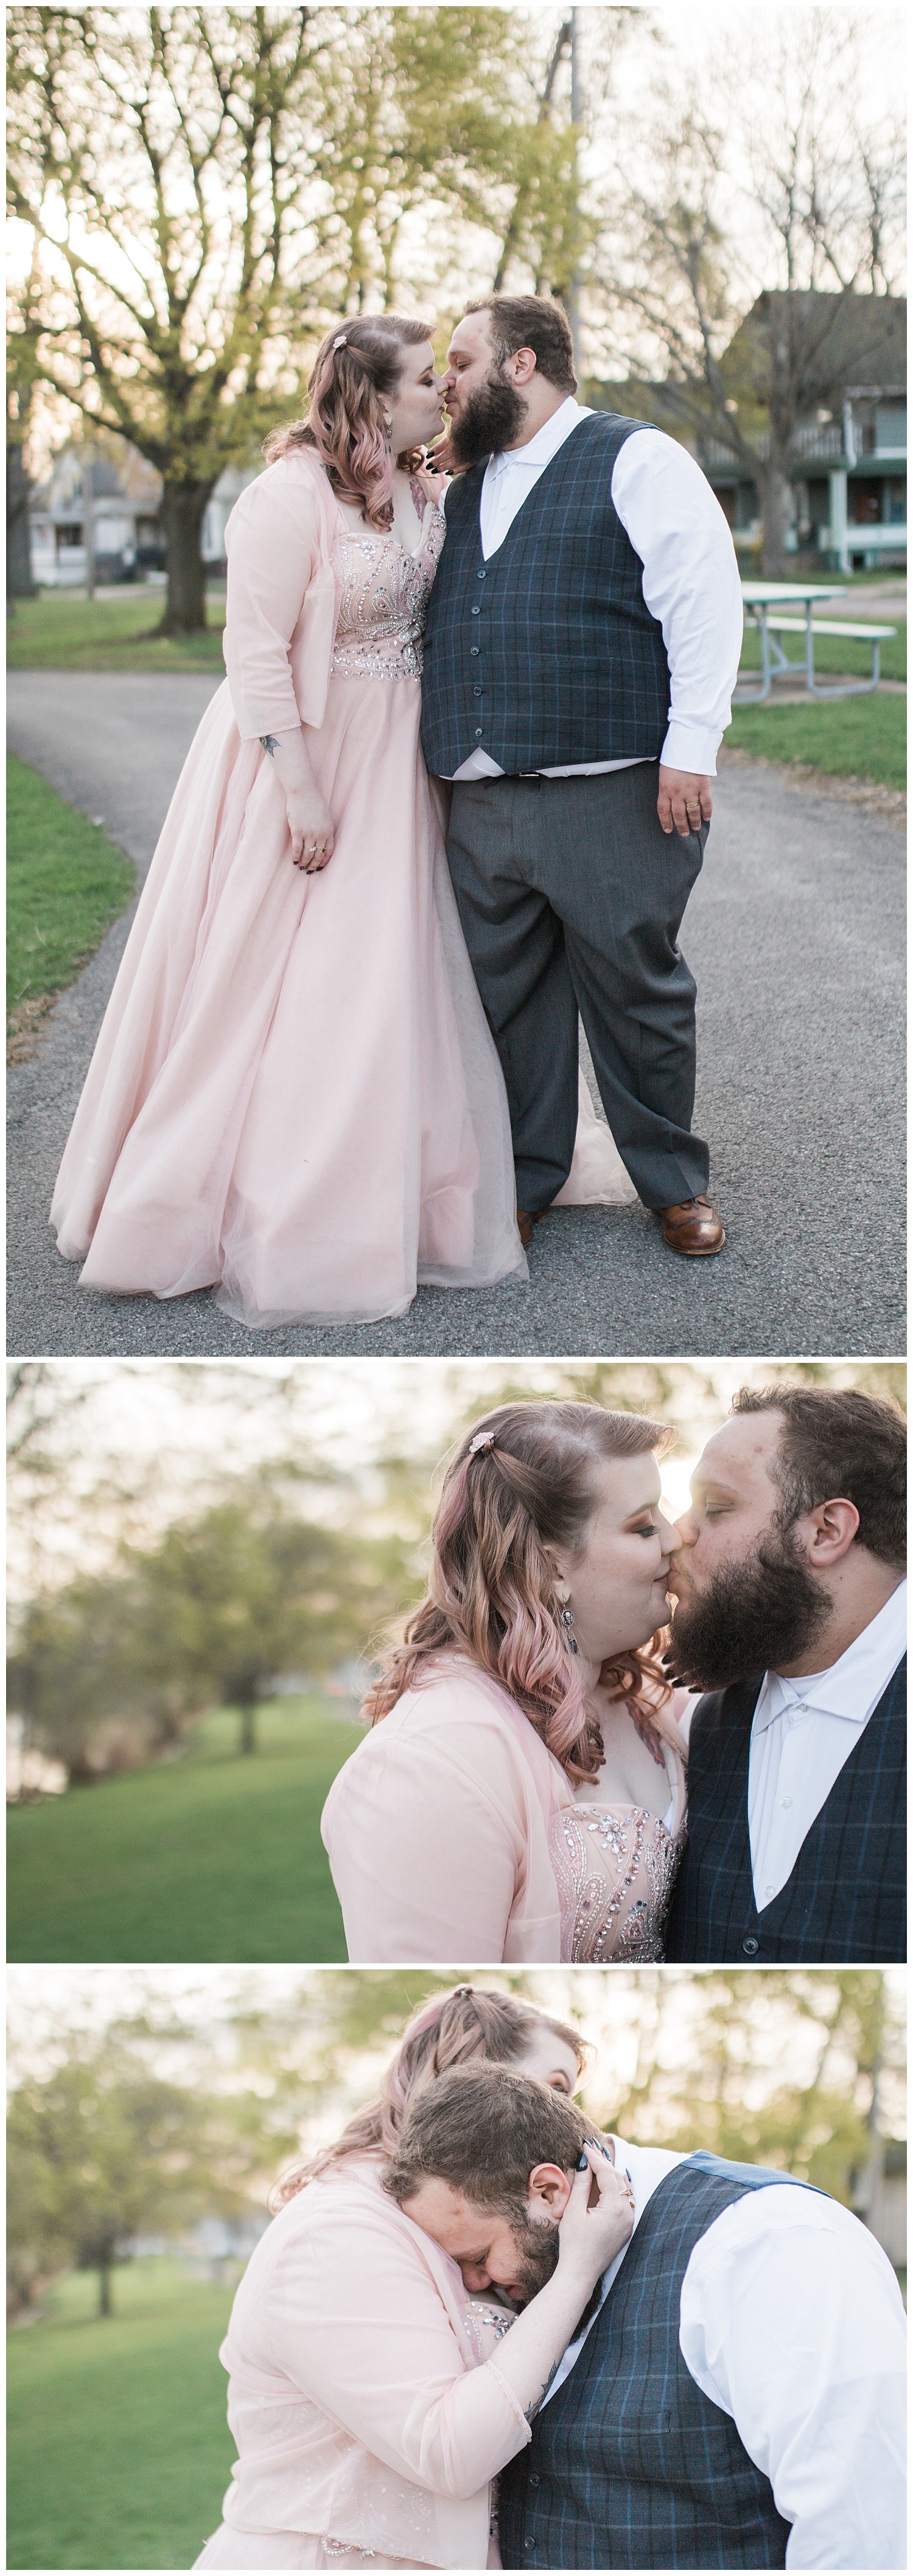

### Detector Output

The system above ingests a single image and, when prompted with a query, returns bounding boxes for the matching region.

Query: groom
[421,294,743,1256]
[665,1383,906,1963]
[385,2063,906,2570]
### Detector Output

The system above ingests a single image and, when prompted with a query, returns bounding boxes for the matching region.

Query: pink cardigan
[215,2159,528,2567]
[321,1660,570,1963]
[223,449,341,740]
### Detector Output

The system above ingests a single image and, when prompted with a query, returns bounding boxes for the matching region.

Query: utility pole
[565,7,584,378]
[83,445,96,601]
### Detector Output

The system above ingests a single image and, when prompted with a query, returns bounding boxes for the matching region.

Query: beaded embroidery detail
[551,1801,687,1963]
[331,507,446,679]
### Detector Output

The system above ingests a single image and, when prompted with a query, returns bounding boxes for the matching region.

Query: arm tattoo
[259,734,280,757]
[525,2361,559,2424]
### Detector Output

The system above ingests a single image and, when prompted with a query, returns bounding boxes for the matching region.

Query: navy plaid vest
[497,2153,811,2571]
[665,1658,906,1964]
[419,413,671,776]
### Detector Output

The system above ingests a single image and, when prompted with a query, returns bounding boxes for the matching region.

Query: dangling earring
[559,1603,578,1655]
[383,415,393,450]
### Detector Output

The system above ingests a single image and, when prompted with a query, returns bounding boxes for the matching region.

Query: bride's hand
[286,784,335,873]
[555,2145,634,2291]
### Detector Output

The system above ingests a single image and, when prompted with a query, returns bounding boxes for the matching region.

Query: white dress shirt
[748,1579,906,1907]
[448,397,743,782]
[543,2136,906,2571]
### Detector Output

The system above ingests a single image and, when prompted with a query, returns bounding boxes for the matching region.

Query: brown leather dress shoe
[659,1196,726,1256]
[516,1208,549,1250]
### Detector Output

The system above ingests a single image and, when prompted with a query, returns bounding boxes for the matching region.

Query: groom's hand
[657,768,713,837]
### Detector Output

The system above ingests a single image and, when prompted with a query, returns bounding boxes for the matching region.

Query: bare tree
[595,17,906,573]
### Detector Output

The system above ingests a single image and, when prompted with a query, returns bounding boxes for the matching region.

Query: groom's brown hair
[464,295,578,395]
[733,1385,906,1570]
[382,2064,591,2210]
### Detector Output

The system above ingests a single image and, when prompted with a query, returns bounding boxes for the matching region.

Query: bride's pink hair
[363,1401,679,1787]
[264,314,434,531]
[271,1984,590,2205]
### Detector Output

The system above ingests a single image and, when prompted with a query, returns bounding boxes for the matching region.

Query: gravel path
[8,669,904,1359]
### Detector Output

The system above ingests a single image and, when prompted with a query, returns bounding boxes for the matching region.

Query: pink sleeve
[268,2198,531,2496]
[322,1704,527,1963]
[223,462,325,740]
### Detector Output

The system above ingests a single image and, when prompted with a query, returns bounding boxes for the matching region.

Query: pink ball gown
[50,449,632,1327]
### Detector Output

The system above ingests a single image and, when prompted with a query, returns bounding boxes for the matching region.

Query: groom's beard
[491,2207,561,2309]
[447,372,529,467]
[668,1524,831,1689]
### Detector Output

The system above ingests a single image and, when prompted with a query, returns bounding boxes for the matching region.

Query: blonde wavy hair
[271,1984,591,2206]
[264,313,434,531]
[364,1401,678,1786]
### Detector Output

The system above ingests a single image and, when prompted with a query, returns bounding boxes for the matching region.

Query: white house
[30,443,261,587]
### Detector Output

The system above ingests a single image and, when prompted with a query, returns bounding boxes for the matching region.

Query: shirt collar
[488,395,589,478]
[757,1579,906,1731]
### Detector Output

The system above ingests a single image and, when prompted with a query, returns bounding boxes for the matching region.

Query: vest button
[742,1937,760,1955]
[474,728,483,737]
[473,688,482,696]
[529,2474,540,2488]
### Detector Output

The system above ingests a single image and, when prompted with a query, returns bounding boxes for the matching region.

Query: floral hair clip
[333,334,348,350]
[468,1430,495,1456]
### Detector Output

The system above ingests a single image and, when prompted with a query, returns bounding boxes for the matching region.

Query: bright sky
[9,1359,903,1596]
[7,1965,906,2150]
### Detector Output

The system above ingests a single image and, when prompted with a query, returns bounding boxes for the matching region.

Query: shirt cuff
[660,722,723,777]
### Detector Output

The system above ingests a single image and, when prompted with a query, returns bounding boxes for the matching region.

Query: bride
[323,1400,692,1963]
[193,1985,633,2571]
[50,313,630,1328]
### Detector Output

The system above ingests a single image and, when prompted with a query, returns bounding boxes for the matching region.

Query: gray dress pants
[446,761,710,1211]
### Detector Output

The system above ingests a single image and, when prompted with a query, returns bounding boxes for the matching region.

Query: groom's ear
[528,2160,573,2217]
[799,1495,861,1567]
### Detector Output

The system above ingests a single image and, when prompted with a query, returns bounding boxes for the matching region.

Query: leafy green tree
[7,5,602,632]
[281,1966,899,2215]
[127,1488,411,1755]
[6,2037,270,2318]
[9,1478,416,1770]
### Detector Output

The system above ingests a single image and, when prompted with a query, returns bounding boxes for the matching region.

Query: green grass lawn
[6,587,227,672]
[7,1697,362,1963]
[726,691,906,787]
[727,608,906,787]
[7,754,136,1052]
[7,2258,236,2569]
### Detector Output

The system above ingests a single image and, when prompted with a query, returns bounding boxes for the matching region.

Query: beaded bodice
[331,489,446,679]
[462,2296,516,2362]
[551,1742,688,1963]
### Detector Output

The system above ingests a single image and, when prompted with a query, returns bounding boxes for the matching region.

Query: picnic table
[736,581,897,704]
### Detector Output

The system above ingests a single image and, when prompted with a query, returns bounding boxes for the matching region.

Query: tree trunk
[98,2263,113,2317]
[7,442,36,604]
[759,461,795,579]
[239,1701,257,1758]
[159,480,213,636]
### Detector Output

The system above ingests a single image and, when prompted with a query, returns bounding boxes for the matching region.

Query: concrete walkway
[8,669,904,1358]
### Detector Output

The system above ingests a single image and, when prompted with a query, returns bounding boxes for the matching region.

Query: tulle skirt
[50,674,528,1326]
